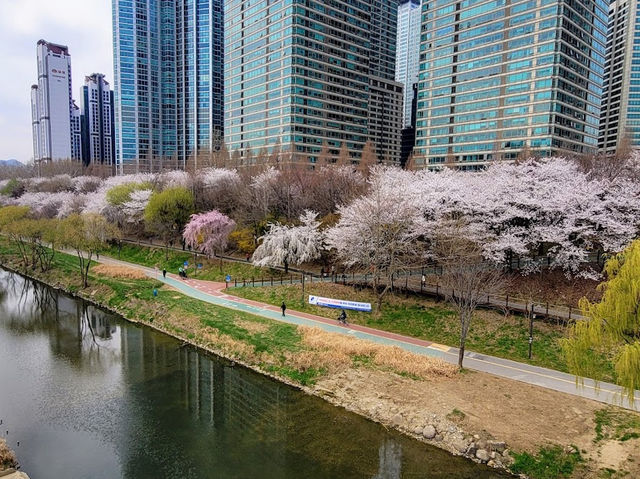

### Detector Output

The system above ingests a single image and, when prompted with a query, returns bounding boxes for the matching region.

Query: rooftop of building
[37,39,69,55]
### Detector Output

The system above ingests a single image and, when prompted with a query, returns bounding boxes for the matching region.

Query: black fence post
[568,306,572,320]
[252,277,254,287]
[234,278,237,287]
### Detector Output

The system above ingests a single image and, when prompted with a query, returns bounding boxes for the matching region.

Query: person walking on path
[162,268,167,279]
[281,301,286,316]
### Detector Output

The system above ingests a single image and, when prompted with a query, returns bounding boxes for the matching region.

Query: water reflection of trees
[0,270,121,372]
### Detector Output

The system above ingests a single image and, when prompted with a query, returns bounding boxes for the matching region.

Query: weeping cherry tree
[252,210,324,273]
[183,209,236,257]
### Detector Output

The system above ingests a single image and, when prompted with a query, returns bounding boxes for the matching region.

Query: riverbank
[0,439,28,478]
[1,248,638,478]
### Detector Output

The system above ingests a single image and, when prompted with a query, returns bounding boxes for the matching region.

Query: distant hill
[0,159,24,167]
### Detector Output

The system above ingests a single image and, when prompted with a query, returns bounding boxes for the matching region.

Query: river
[0,269,509,478]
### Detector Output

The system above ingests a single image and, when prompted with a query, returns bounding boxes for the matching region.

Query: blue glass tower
[414,0,607,168]
[112,0,223,170]
[224,0,403,165]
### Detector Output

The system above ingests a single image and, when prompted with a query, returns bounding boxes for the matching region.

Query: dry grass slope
[297,326,457,379]
[92,264,148,280]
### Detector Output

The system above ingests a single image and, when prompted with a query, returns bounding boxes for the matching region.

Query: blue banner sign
[308,295,372,312]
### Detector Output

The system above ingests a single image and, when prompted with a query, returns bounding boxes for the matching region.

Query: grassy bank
[0,241,454,388]
[103,242,284,282]
[229,282,573,373]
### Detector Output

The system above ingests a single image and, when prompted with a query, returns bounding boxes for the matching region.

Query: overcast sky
[0,0,113,163]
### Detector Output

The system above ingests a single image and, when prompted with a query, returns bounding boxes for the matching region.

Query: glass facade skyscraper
[414,0,607,168]
[112,0,223,169]
[599,0,640,153]
[395,0,421,128]
[225,0,402,165]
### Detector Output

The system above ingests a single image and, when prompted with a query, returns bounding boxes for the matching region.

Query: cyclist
[337,309,347,325]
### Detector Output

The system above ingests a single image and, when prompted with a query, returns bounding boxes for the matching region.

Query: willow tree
[562,240,640,402]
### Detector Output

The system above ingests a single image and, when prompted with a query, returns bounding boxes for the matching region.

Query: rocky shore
[0,438,28,478]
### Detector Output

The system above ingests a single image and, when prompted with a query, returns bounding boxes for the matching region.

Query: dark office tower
[80,73,115,165]
[369,0,403,164]
[112,0,224,171]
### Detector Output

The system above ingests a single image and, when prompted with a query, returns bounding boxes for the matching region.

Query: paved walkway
[99,255,640,411]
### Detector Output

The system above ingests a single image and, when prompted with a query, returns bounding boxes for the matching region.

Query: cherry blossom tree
[326,167,425,313]
[160,169,192,190]
[194,167,241,214]
[183,210,236,256]
[252,210,324,273]
[15,191,77,218]
[72,176,102,193]
[411,158,640,278]
[121,189,153,224]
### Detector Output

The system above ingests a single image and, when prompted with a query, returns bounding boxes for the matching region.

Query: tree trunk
[284,258,289,274]
[84,257,91,288]
[458,311,469,369]
[376,293,383,316]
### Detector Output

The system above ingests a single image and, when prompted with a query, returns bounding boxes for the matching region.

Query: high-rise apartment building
[30,40,77,162]
[395,0,421,128]
[414,0,608,168]
[599,0,640,153]
[80,73,115,165]
[71,101,82,161]
[112,0,224,170]
[225,0,402,165]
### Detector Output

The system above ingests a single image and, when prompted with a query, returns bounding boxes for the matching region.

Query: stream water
[0,269,509,478]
